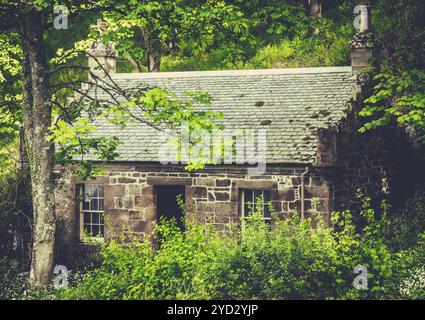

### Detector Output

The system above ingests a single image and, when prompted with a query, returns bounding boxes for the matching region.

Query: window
[240,189,271,224]
[79,184,104,240]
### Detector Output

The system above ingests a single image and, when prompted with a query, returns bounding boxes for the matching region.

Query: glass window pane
[264,205,271,218]
[100,225,104,237]
[92,212,99,224]
[99,186,104,197]
[92,225,100,237]
[100,214,104,225]
[244,190,253,203]
[85,185,93,197]
[244,203,251,217]
[81,186,88,201]
[264,190,271,202]
[93,185,99,198]
[83,199,90,210]
[99,199,104,211]
[84,224,91,235]
[254,190,263,203]
[91,199,98,211]
[84,212,91,224]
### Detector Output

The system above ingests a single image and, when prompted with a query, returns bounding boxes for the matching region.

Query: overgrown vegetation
[358,0,425,139]
[1,0,425,297]
[17,198,424,300]
[0,168,32,300]
[160,2,354,71]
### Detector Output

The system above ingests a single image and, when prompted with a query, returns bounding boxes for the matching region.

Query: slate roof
[87,67,358,164]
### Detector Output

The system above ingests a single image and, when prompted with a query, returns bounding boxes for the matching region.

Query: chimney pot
[358,5,372,33]
[351,5,373,73]
[87,20,118,76]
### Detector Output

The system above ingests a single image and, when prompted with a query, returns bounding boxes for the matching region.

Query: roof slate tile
[86,67,358,164]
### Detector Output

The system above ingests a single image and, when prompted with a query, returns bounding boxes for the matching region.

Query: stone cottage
[54,23,424,255]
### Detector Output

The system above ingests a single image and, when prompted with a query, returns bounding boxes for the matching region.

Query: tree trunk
[22,8,56,286]
[16,127,31,270]
[147,52,161,72]
[142,28,161,72]
[304,0,322,17]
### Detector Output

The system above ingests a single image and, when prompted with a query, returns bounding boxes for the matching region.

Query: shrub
[387,184,425,250]
[0,257,29,300]
[50,199,424,300]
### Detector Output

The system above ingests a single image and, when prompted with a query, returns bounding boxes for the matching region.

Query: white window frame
[79,184,105,243]
[240,189,272,229]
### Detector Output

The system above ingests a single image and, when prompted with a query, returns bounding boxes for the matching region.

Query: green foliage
[359,0,425,139]
[45,199,424,300]
[97,0,252,71]
[244,36,350,69]
[161,3,352,71]
[386,184,425,250]
[359,69,425,139]
[0,257,29,300]
[0,32,22,158]
[0,170,32,299]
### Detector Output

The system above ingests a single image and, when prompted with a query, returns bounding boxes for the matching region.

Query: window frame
[240,189,272,230]
[78,184,105,243]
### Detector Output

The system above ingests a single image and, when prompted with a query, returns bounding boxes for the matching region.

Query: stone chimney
[87,20,117,76]
[350,5,373,72]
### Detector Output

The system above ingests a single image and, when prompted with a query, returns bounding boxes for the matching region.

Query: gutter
[300,166,310,220]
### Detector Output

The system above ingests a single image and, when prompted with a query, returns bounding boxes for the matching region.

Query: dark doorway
[156,185,185,230]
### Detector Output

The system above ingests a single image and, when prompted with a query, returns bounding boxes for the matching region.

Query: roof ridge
[111,66,353,79]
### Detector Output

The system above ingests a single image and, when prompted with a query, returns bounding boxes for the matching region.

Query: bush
[387,184,425,250]
[49,199,424,300]
[0,257,30,300]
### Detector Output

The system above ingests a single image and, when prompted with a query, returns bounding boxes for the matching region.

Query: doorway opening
[155,185,185,231]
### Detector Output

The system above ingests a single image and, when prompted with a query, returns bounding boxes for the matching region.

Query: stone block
[305,186,329,199]
[215,192,230,201]
[142,186,154,195]
[187,187,207,199]
[234,180,277,189]
[310,176,324,186]
[278,188,295,201]
[216,179,231,187]
[144,207,157,221]
[135,195,155,208]
[195,178,215,187]
[197,201,215,213]
[129,220,153,233]
[291,177,301,186]
[208,192,215,202]
[122,196,134,209]
[114,197,123,209]
[127,185,141,196]
[107,209,129,227]
[147,177,192,186]
[117,177,137,184]
[214,202,237,216]
[106,185,125,197]
[129,210,143,220]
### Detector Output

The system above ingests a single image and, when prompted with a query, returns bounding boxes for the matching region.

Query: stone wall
[315,96,425,215]
[55,164,333,247]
